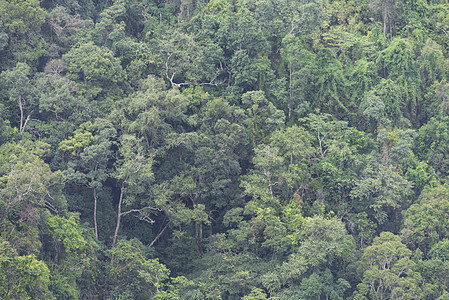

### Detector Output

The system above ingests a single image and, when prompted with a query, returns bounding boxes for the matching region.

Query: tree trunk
[93,187,98,239]
[149,221,170,248]
[18,95,32,133]
[112,181,126,246]
[19,95,24,132]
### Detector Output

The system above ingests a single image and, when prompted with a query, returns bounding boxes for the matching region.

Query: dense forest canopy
[1,0,449,298]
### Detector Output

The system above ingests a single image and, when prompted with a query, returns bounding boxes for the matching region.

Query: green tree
[414,116,449,177]
[0,62,37,133]
[262,216,354,297]
[107,239,175,299]
[0,238,54,300]
[0,141,66,220]
[157,29,224,87]
[59,120,116,239]
[0,0,46,67]
[62,42,126,109]
[297,269,350,300]
[402,184,449,256]
[350,161,412,227]
[353,232,423,300]
[112,134,154,246]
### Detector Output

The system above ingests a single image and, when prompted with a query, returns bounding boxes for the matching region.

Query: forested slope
[1,0,449,299]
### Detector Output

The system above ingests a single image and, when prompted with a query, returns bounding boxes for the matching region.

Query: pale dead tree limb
[43,191,59,214]
[21,113,33,133]
[437,23,449,39]
[44,200,59,214]
[112,179,127,246]
[148,221,170,248]
[175,67,226,88]
[166,53,226,88]
[93,187,98,239]
[125,206,162,225]
[133,214,155,224]
[165,52,180,88]
[18,95,24,131]
[122,206,161,215]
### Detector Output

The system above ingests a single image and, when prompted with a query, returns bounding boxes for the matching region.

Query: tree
[0,0,46,67]
[350,161,412,227]
[353,232,423,300]
[0,238,54,299]
[0,62,37,133]
[157,29,224,87]
[261,216,354,297]
[241,124,313,211]
[107,239,175,299]
[62,42,126,108]
[242,91,285,146]
[301,113,372,217]
[281,34,316,119]
[402,184,449,256]
[59,120,116,239]
[297,269,350,300]
[370,0,399,37]
[0,141,66,220]
[112,134,154,246]
[414,116,449,177]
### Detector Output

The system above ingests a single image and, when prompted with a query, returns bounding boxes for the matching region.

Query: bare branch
[149,221,170,248]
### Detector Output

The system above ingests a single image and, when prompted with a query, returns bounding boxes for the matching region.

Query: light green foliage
[1,0,449,298]
[59,119,115,185]
[243,287,268,300]
[402,184,449,255]
[63,42,125,105]
[262,216,354,296]
[0,238,54,299]
[0,62,37,131]
[0,141,66,217]
[107,239,175,299]
[45,213,87,254]
[241,124,312,208]
[377,127,415,167]
[415,116,449,177]
[63,42,124,86]
[58,121,94,156]
[353,232,423,300]
[0,0,45,35]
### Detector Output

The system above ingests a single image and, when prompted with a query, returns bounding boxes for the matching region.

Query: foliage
[0,0,449,297]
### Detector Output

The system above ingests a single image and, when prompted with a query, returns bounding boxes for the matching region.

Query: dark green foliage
[1,0,449,298]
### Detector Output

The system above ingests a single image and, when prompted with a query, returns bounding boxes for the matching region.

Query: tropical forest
[1,0,449,299]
